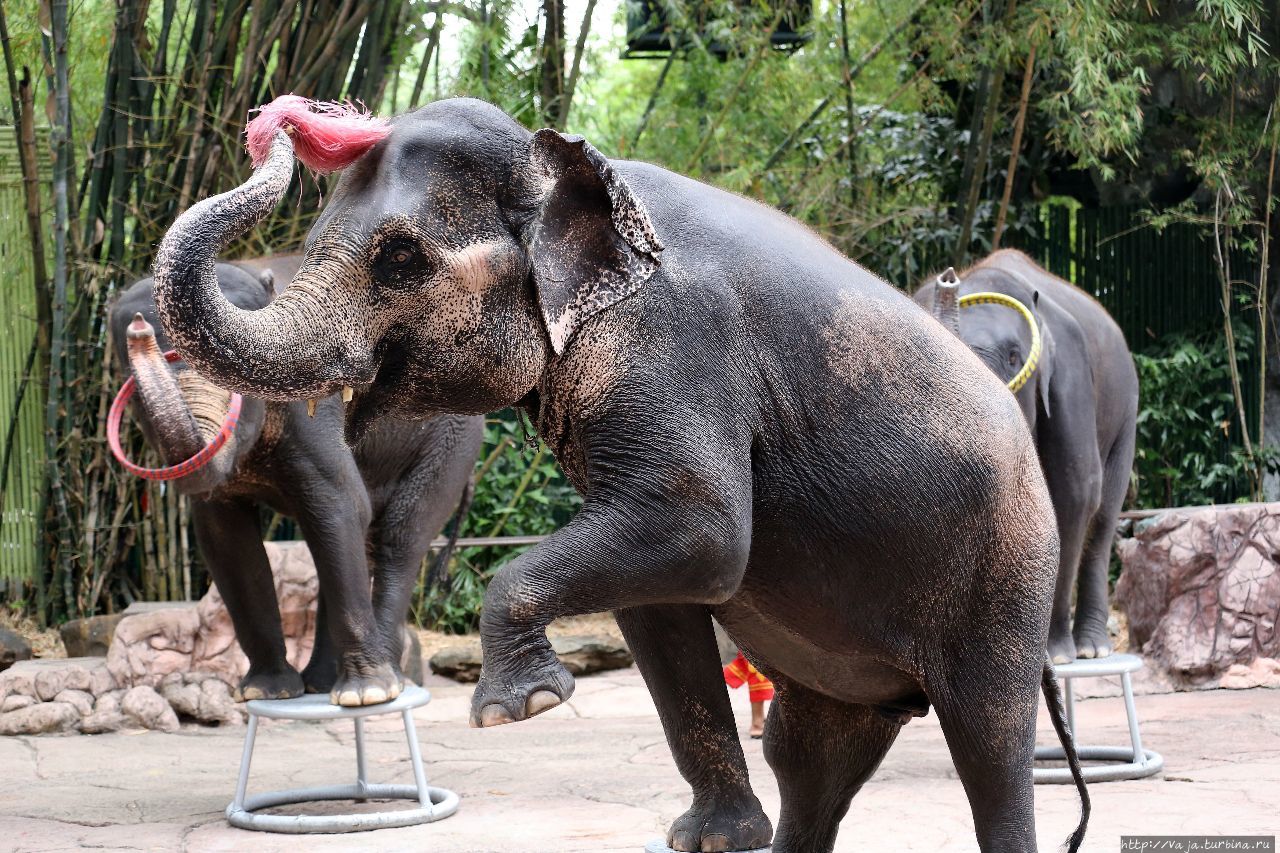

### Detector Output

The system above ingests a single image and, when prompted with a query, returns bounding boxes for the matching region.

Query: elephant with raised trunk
[151,98,1087,852]
[914,250,1139,664]
[111,258,483,705]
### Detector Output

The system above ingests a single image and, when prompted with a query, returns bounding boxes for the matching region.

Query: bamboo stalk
[683,1,790,174]
[1257,103,1277,454]
[557,0,598,129]
[632,49,676,148]
[992,43,1035,249]
[409,12,443,110]
[487,446,547,539]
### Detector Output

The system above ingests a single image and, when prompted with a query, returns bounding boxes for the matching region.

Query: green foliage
[1133,327,1280,508]
[413,413,582,633]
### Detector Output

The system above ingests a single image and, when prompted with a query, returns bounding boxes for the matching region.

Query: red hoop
[108,351,243,481]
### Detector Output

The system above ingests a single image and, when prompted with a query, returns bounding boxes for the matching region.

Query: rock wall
[0,541,421,735]
[1116,503,1280,689]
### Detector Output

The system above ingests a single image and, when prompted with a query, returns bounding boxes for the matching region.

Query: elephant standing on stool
[111,259,483,705]
[915,249,1139,663]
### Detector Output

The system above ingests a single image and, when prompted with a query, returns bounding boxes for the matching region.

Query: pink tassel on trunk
[245,95,391,173]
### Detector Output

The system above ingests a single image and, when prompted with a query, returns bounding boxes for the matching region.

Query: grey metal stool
[646,843,770,853]
[226,684,460,833]
[1035,652,1163,784]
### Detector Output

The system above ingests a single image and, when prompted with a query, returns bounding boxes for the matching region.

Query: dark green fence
[1008,202,1263,505]
[1013,203,1261,430]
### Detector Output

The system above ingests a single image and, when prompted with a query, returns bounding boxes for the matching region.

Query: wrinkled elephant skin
[111,261,482,706]
[915,250,1139,664]
[150,101,1088,852]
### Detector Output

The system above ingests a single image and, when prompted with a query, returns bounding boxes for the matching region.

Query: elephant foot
[667,796,773,853]
[1073,619,1114,659]
[236,664,305,701]
[469,635,575,727]
[330,660,403,707]
[1047,631,1078,666]
[301,654,338,694]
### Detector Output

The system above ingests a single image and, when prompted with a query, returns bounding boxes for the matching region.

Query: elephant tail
[426,477,475,590]
[1042,658,1090,852]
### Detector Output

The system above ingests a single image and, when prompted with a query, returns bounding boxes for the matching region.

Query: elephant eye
[374,238,427,284]
[1008,350,1020,367]
[381,241,418,269]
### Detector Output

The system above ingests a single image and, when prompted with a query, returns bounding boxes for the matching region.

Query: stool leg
[354,716,369,801]
[1121,670,1145,761]
[402,708,430,807]
[232,714,259,811]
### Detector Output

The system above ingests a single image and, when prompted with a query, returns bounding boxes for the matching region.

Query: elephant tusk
[342,385,354,403]
[307,398,318,418]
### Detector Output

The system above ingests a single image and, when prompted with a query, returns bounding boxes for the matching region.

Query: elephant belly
[713,595,927,713]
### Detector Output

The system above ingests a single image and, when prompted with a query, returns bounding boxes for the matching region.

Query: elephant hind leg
[926,653,1043,853]
[764,677,901,853]
[1073,424,1135,659]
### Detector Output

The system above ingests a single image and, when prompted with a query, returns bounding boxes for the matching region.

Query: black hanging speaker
[625,0,812,58]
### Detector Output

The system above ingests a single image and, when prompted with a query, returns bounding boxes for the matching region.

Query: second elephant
[111,257,484,704]
[915,249,1139,663]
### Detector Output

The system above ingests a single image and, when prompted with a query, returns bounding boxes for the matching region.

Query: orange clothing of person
[723,651,774,702]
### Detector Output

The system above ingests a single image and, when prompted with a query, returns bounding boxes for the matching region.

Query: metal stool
[646,843,770,853]
[1035,653,1163,783]
[227,684,460,833]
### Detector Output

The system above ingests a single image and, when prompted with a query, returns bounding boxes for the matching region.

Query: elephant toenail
[362,686,389,704]
[241,687,263,700]
[336,689,362,707]
[479,704,515,727]
[526,689,561,717]
[670,831,696,852]
[702,834,731,852]
[388,682,402,700]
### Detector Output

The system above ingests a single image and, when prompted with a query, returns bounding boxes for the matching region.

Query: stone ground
[0,668,1275,853]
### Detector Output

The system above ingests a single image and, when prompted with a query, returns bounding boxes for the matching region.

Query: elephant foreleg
[291,461,393,706]
[192,499,303,700]
[1073,424,1135,659]
[1042,450,1102,665]
[301,589,338,693]
[615,604,772,853]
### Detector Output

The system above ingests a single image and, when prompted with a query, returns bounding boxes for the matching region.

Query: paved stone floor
[0,668,1275,852]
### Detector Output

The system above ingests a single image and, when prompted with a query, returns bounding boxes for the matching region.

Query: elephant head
[921,260,1059,430]
[110,264,271,495]
[151,98,662,442]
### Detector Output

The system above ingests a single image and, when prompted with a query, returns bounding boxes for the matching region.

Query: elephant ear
[1033,292,1055,418]
[525,129,663,354]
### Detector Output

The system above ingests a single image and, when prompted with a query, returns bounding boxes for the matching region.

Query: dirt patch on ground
[0,610,65,659]
[417,612,624,662]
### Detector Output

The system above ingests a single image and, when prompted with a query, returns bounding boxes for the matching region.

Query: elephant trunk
[126,314,205,465]
[152,131,372,402]
[126,315,237,491]
[932,267,961,336]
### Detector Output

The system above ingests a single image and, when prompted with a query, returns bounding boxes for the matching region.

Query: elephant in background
[914,249,1139,663]
[149,98,1088,852]
[110,258,484,705]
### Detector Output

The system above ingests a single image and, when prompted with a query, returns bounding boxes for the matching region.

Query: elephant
[110,258,484,705]
[914,250,1139,664]
[150,97,1088,852]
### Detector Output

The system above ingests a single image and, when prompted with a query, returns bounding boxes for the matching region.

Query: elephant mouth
[342,344,409,445]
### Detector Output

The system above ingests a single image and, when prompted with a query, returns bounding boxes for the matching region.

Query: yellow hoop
[957,292,1042,393]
